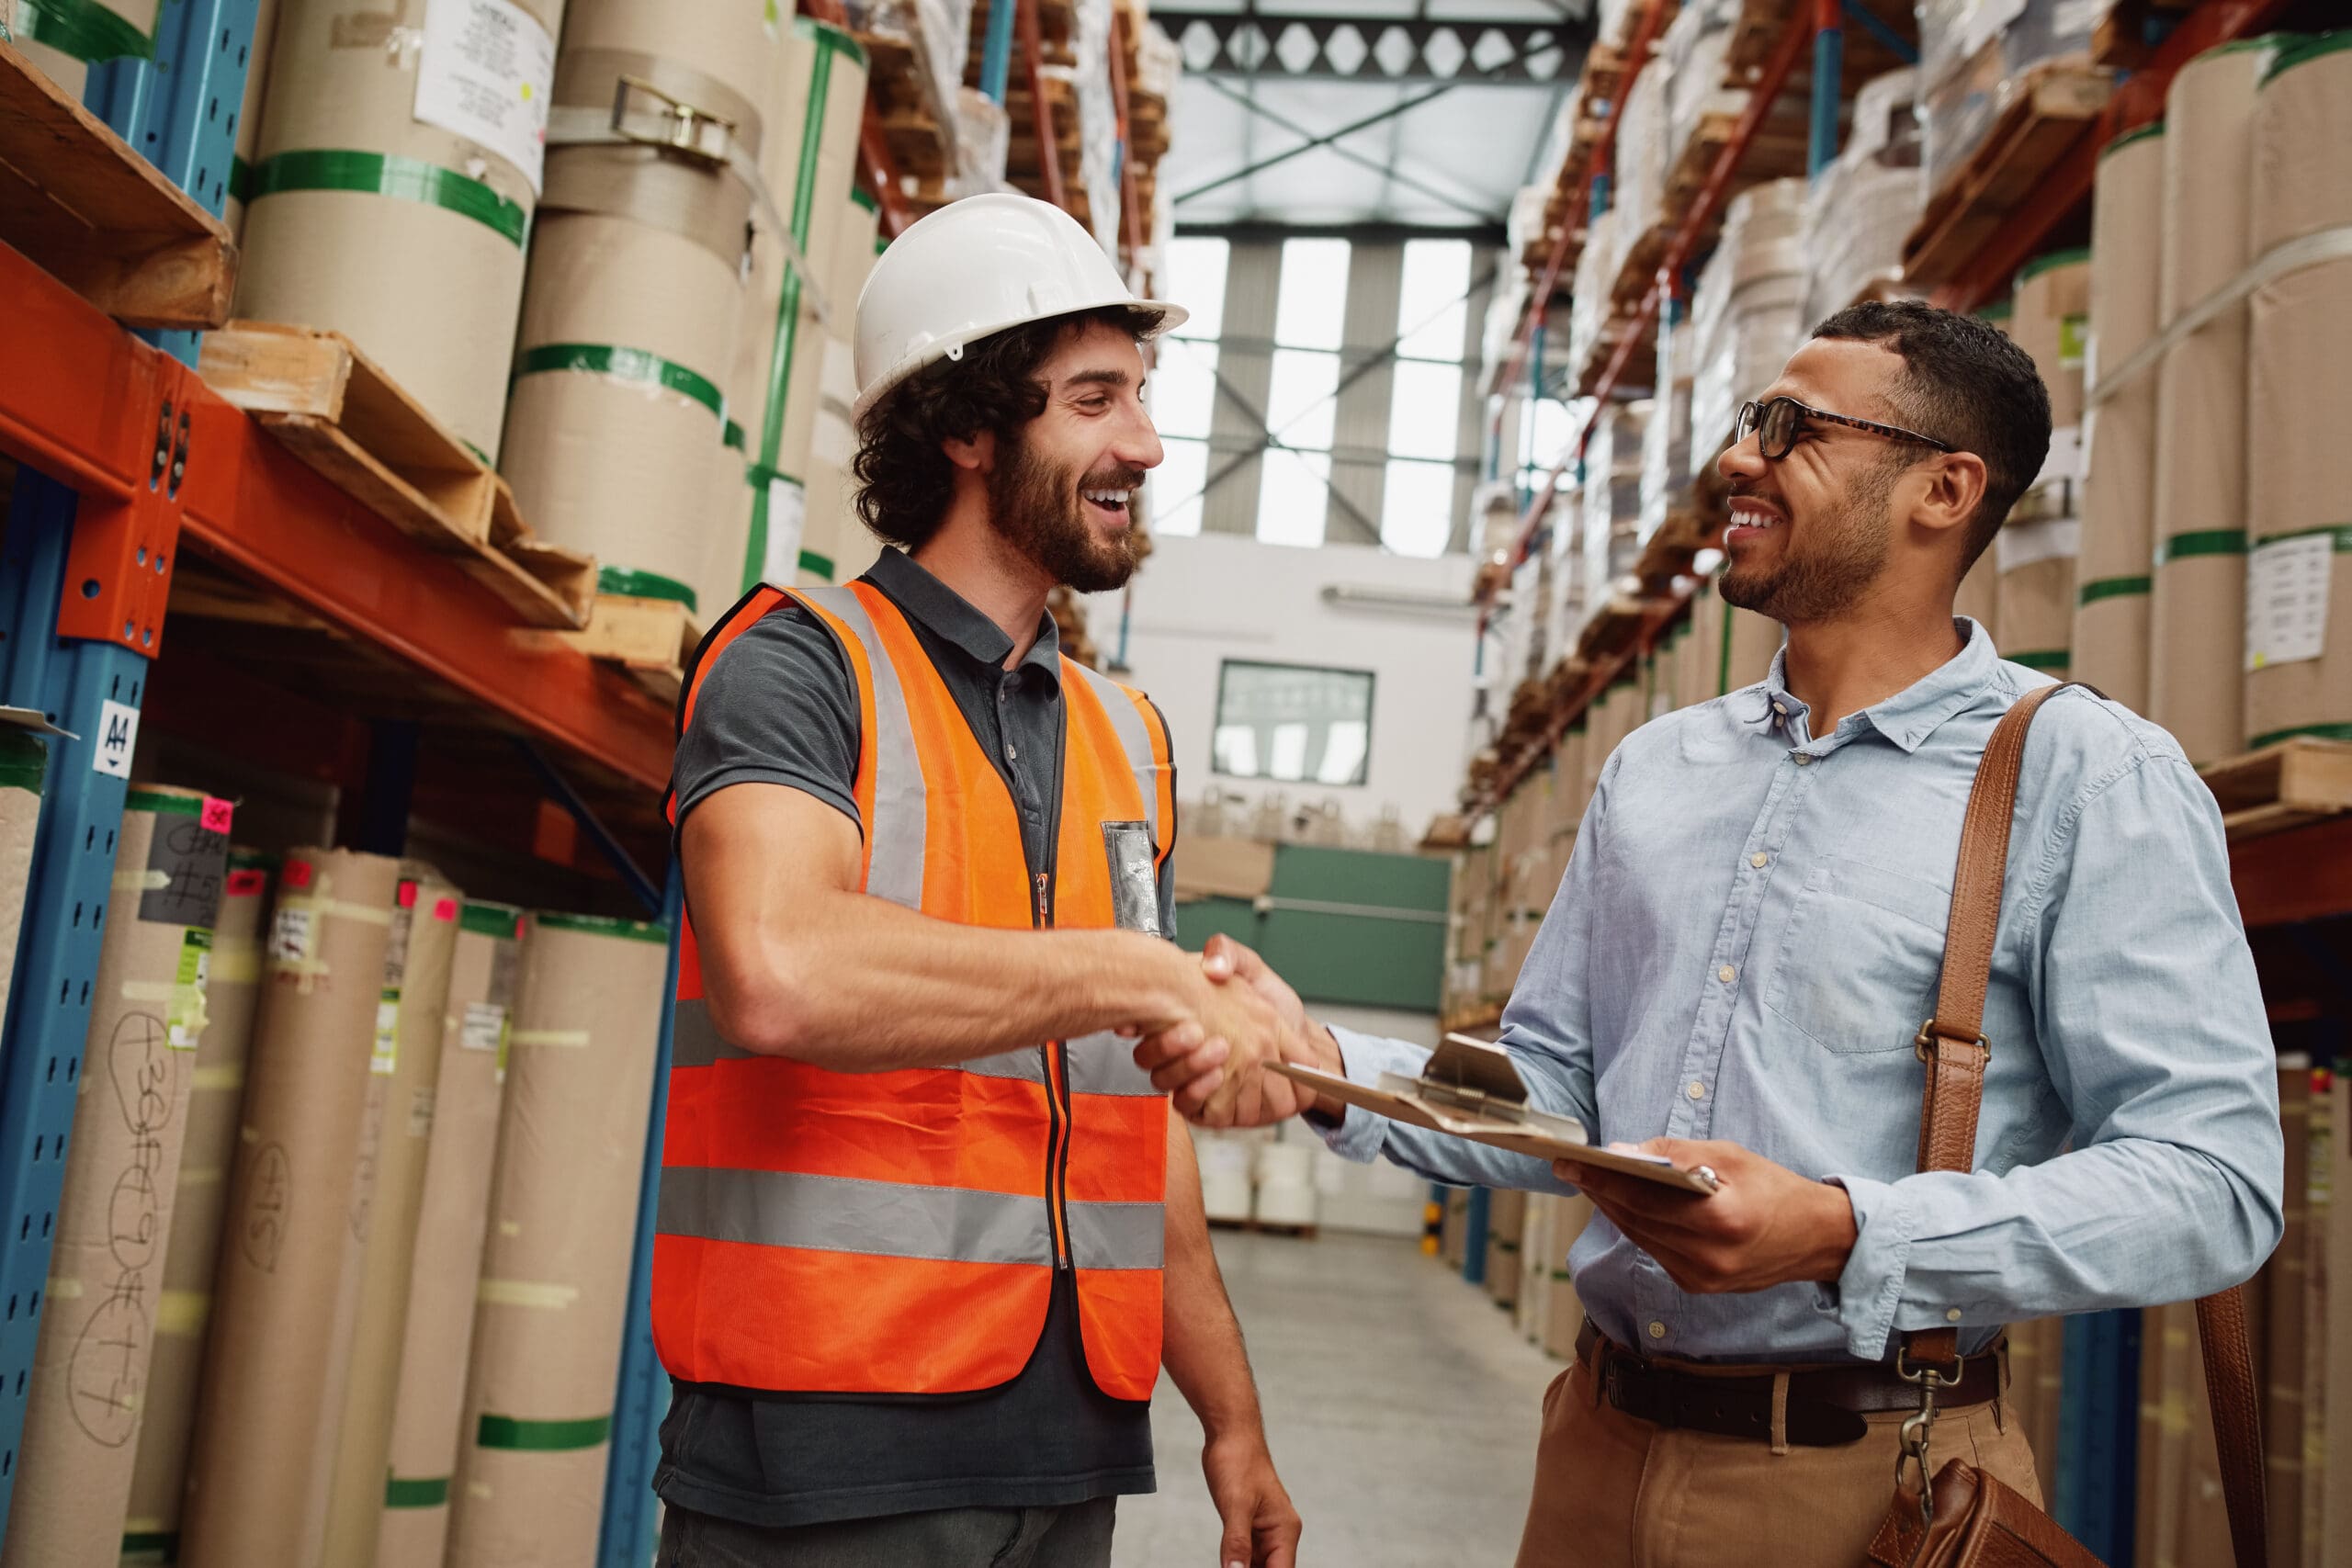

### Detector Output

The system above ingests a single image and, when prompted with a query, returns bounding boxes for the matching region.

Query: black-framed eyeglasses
[1734,396,1955,461]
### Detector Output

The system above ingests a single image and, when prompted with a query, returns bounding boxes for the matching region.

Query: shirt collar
[1758,616,1997,754]
[864,547,1063,682]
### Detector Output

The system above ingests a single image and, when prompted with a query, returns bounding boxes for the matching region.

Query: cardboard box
[1173,836,1277,903]
[322,873,465,1566]
[121,849,273,1563]
[1541,1195,1595,1359]
[178,849,401,1568]
[375,905,524,1568]
[3,788,228,1568]
[444,914,668,1568]
[1486,1189,1528,1307]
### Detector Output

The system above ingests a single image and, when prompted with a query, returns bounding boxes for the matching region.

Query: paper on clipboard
[1268,1034,1719,1195]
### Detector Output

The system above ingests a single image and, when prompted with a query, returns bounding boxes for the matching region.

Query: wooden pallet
[2200,738,2352,842]
[1574,321,1656,399]
[1902,62,2115,288]
[1442,999,1507,1034]
[529,591,702,706]
[0,40,234,329]
[196,321,594,629]
[1725,0,1919,85]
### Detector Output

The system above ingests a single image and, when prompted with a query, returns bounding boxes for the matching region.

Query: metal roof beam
[1157,11,1588,81]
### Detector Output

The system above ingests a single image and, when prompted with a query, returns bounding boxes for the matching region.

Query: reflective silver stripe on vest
[658,1167,1054,1266]
[802,586,926,909]
[671,997,752,1068]
[1066,661,1162,849]
[964,1047,1049,1085]
[1066,1198,1165,1270]
[1064,1030,1163,1097]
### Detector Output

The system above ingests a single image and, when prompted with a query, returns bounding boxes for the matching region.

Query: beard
[1718,461,1898,624]
[987,433,1148,593]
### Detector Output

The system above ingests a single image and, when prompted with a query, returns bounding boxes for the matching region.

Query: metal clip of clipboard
[1382,1032,1594,1143]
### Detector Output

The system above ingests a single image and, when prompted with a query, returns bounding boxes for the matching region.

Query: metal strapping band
[657,1167,1055,1266]
[1069,663,1161,846]
[802,588,927,908]
[1065,1199,1166,1270]
[1065,1031,1163,1097]
[2087,225,2352,408]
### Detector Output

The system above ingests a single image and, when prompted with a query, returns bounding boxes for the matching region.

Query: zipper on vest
[1035,871,1074,1270]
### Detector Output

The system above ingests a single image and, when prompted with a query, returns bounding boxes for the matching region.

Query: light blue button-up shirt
[1322,619,2284,1363]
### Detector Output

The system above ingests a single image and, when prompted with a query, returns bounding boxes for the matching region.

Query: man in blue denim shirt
[1142,302,2284,1567]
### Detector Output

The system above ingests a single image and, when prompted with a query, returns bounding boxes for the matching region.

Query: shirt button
[1006,743,1018,761]
[1717,964,1736,984]
[1792,752,1812,766]
[1749,852,1769,869]
[1771,701,1788,716]
[1946,1308,1963,1323]
[1647,1321,1668,1340]
[1687,1080,1705,1100]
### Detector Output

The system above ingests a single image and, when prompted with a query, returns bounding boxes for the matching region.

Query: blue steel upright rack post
[0,0,256,1534]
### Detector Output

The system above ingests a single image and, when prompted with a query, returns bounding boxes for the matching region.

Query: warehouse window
[1381,239,1473,556]
[1517,393,1585,502]
[1256,238,1351,547]
[1148,237,1230,536]
[1212,659,1375,786]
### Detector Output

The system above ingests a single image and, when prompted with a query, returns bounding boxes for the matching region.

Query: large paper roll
[3,789,229,1568]
[0,732,47,1043]
[2244,36,2352,750]
[120,849,272,1564]
[443,914,668,1568]
[8,0,156,100]
[2074,127,2165,716]
[178,849,402,1568]
[374,904,524,1568]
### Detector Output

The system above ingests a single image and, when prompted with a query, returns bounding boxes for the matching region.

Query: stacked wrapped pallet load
[1640,311,1693,547]
[2072,123,2165,714]
[2244,34,2352,752]
[238,0,563,458]
[1800,68,1923,325]
[501,1,786,625]
[1688,179,1806,476]
[1582,402,1647,610]
[1997,251,2090,679]
[2149,39,2279,764]
[3,790,230,1568]
[802,187,888,591]
[1916,0,2105,209]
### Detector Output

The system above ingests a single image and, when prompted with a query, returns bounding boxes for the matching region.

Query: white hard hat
[851,192,1187,423]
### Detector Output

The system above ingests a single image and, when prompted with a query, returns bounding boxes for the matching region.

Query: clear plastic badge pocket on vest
[1102,822,1160,936]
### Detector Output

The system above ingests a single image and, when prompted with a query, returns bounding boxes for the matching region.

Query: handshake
[1125,934,1344,1128]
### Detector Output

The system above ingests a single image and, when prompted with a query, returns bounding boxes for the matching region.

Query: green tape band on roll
[2253,523,2352,551]
[229,848,278,870]
[119,1530,176,1557]
[460,436,493,468]
[460,901,526,940]
[531,911,670,944]
[476,1413,614,1451]
[596,568,699,610]
[2154,529,2248,565]
[0,730,48,795]
[2077,574,2153,606]
[125,789,207,816]
[247,151,528,246]
[2007,649,2072,672]
[1976,298,2013,322]
[385,1474,452,1508]
[2017,248,2092,287]
[229,153,254,204]
[799,549,836,581]
[792,12,869,68]
[513,344,727,421]
[2248,723,2352,750]
[2103,121,2166,159]
[17,0,155,62]
[724,418,746,451]
[2263,29,2352,85]
[852,186,880,215]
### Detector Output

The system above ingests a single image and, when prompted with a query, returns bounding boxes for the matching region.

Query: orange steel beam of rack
[797,0,920,238]
[1018,0,1070,210]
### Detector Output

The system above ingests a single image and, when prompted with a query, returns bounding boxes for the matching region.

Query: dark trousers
[655,1498,1118,1568]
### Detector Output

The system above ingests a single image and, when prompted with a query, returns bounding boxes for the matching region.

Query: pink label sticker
[398,881,419,908]
[433,897,459,922]
[226,868,267,897]
[200,796,234,834]
[282,860,314,890]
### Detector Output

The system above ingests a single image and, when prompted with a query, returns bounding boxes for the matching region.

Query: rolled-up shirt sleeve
[1822,750,2285,1360]
[1313,755,1613,1196]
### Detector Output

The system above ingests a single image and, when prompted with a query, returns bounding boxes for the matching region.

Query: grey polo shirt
[661,547,1176,1530]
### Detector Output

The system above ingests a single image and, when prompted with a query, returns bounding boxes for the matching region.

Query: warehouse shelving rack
[1460,0,2337,1557]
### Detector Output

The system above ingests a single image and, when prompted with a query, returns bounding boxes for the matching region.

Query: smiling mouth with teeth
[1727,499,1785,532]
[1082,489,1135,516]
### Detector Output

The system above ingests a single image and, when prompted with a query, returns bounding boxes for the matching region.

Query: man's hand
[1553,1138,1860,1295]
[1132,938,1340,1127]
[1202,1431,1301,1568]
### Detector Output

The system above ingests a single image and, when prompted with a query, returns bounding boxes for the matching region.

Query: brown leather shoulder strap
[1900,681,2267,1568]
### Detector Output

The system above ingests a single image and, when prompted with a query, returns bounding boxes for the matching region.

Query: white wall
[1085,532,1479,838]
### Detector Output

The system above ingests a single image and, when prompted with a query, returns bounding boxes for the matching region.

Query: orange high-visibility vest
[653,581,1178,1401]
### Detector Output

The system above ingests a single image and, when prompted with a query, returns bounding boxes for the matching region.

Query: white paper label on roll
[812,409,855,468]
[268,905,314,965]
[461,1000,507,1052]
[413,0,557,194]
[2246,534,2333,671]
[2034,424,2085,490]
[372,991,401,1075]
[820,338,857,406]
[762,476,808,585]
[92,698,138,777]
[1996,517,2080,574]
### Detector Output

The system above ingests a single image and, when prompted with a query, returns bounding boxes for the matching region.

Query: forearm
[1161,1115,1268,1446]
[1307,1025,1583,1197]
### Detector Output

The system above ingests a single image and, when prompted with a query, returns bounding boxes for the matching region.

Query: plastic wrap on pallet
[1567,208,1621,381]
[1073,0,1122,251]
[1542,489,1586,671]
[1582,402,1649,608]
[1510,184,1555,268]
[1917,0,2109,200]
[1801,68,1924,325]
[1611,66,1673,267]
[1641,315,1694,543]
[1136,18,1182,98]
[1662,0,1746,160]
[849,0,974,133]
[1689,179,1809,468]
[948,85,1012,197]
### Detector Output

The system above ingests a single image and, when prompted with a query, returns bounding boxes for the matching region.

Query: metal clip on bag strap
[1903,682,2267,1568]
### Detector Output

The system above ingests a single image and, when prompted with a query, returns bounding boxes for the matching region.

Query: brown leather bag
[1861,682,2269,1568]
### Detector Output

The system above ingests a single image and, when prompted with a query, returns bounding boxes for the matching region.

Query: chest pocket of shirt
[1761,855,1952,1055]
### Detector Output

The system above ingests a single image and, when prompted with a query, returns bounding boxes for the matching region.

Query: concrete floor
[1113,1229,1558,1568]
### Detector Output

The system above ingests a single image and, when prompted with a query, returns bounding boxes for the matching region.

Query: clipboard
[1268,1033,1720,1195]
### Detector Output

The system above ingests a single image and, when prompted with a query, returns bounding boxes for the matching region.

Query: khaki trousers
[1514,1347,2041,1568]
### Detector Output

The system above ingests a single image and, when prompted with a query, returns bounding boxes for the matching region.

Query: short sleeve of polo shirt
[670,603,863,841]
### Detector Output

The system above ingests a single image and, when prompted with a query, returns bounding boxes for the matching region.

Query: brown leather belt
[1575,1321,2003,1448]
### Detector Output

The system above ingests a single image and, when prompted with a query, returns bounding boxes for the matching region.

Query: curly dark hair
[854,305,1168,550]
